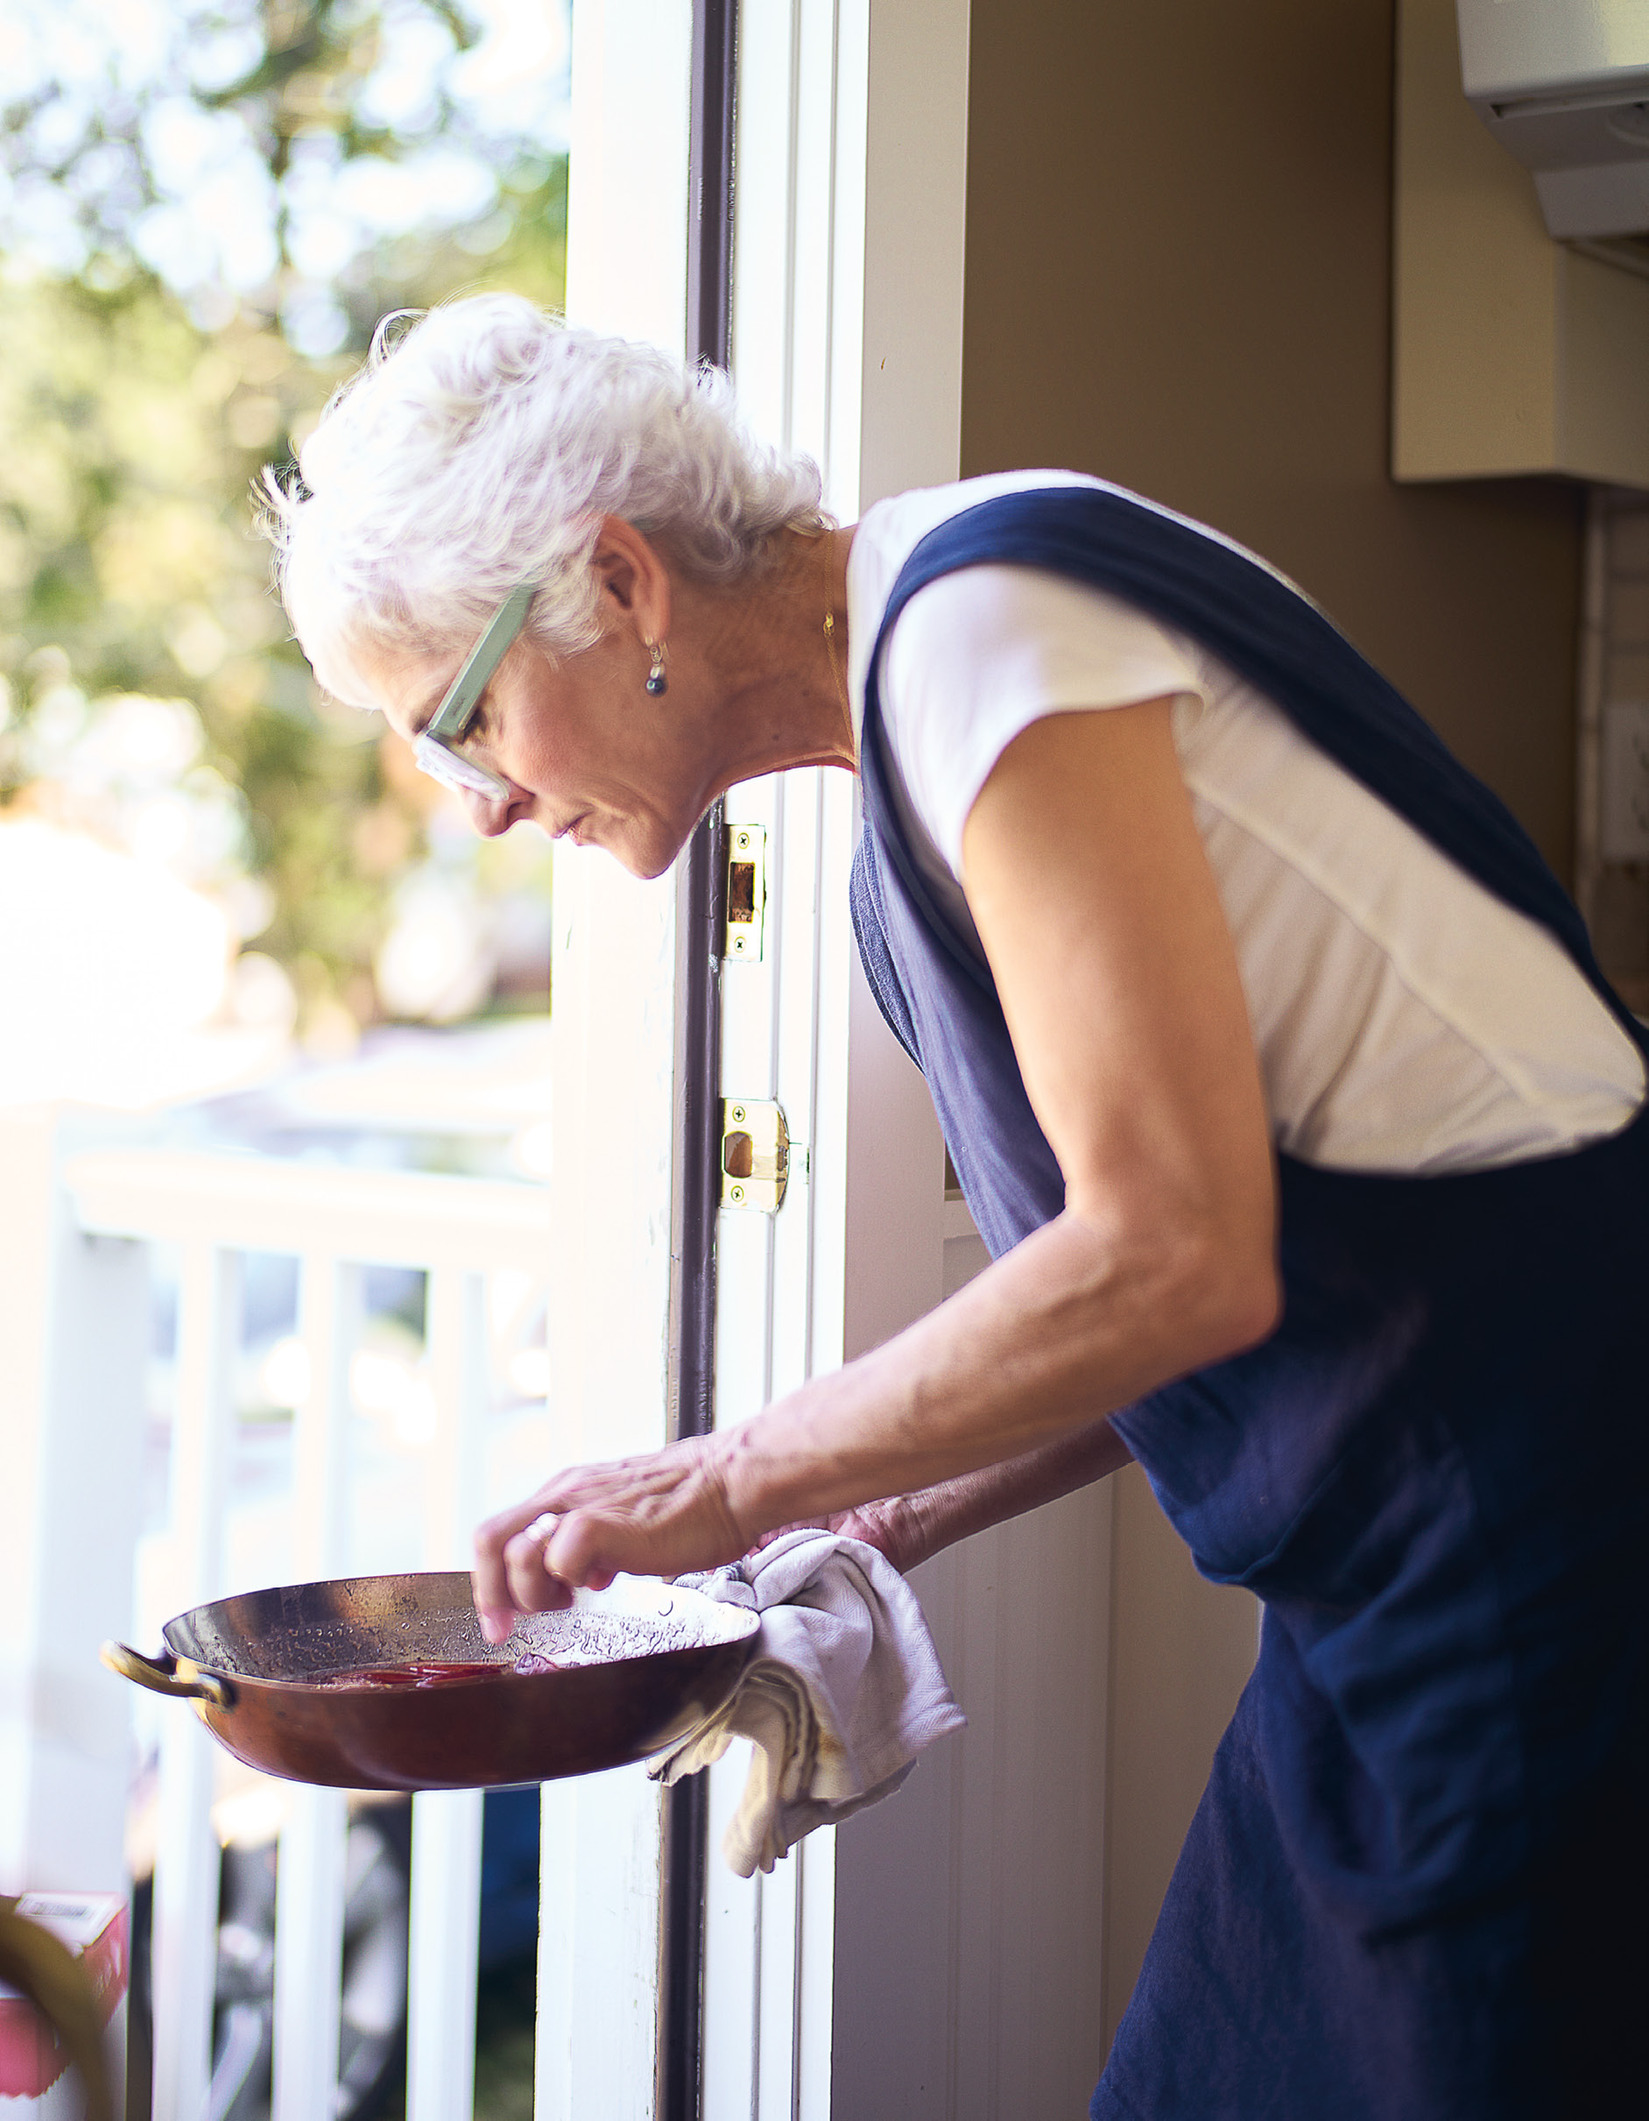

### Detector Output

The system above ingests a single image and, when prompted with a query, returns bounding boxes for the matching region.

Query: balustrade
[3,1111,555,2121]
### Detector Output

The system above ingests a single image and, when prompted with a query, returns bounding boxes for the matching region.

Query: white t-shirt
[846,472,1646,1174]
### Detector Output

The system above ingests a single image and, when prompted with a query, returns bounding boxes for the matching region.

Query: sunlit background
[0,0,568,1110]
[3,12,572,2110]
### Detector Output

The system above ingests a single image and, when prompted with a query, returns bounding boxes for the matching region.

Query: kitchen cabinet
[1395,0,1649,487]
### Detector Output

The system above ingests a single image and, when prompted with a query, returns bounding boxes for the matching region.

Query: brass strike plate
[724,824,767,960]
[721,1098,789,1212]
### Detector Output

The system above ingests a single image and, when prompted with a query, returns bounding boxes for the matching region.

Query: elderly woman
[268,294,1646,2121]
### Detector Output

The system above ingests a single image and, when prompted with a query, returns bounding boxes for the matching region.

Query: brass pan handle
[100,1640,235,1710]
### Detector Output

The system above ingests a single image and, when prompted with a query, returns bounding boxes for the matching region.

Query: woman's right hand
[471,1433,751,1642]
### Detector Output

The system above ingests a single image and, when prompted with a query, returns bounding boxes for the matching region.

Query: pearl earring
[645,640,669,697]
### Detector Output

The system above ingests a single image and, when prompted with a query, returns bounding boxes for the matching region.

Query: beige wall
[961,0,1585,876]
[958,0,1588,2060]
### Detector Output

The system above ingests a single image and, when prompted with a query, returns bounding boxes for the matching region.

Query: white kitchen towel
[648,1528,966,1877]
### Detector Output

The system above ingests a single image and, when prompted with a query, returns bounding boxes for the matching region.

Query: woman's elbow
[1145,1206,1282,1367]
[1212,1249,1283,1356]
[1067,1172,1282,1366]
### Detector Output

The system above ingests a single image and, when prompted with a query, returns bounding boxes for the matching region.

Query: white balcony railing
[1,1108,560,2121]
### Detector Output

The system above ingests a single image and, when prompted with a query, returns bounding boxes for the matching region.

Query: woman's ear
[591,516,672,643]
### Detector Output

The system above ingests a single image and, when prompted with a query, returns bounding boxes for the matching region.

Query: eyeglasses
[411,583,538,804]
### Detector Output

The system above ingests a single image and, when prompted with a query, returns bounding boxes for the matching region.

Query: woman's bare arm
[802,1419,1135,1575]
[473,698,1277,1632]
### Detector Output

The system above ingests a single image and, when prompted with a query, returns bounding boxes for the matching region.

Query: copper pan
[101,1571,757,1791]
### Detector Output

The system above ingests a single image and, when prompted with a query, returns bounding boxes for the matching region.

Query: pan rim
[159,1567,762,1686]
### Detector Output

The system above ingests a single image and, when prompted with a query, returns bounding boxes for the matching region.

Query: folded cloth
[648,1528,966,1877]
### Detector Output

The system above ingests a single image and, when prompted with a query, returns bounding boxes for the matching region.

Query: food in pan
[315,1656,563,1687]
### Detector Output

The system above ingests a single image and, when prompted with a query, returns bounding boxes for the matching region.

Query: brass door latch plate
[721,1099,788,1211]
[724,824,767,960]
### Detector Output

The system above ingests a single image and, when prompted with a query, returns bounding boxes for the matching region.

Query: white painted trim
[407,1788,485,2121]
[703,2,980,2114]
[0,1112,149,1901]
[853,0,972,510]
[700,2,898,2108]
[816,3,1128,2112]
[65,1148,554,1269]
[271,1254,358,2121]
[564,0,689,348]
[154,1239,242,2121]
[272,1785,349,2121]
[535,7,693,2116]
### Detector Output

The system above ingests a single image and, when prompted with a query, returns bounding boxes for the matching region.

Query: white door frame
[722,4,1125,2116]
[547,4,1088,2116]
[706,4,994,2119]
[535,7,691,2118]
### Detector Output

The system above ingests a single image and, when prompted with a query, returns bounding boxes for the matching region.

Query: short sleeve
[878,564,1206,876]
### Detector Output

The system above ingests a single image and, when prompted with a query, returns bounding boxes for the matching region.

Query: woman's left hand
[470,1435,748,1643]
[749,1496,929,1575]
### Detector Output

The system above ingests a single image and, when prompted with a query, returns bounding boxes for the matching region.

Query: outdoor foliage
[0,1,566,1040]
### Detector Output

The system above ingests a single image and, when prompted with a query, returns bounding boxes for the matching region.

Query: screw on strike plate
[728,1183,746,1204]
[724,826,765,961]
[730,1104,746,1124]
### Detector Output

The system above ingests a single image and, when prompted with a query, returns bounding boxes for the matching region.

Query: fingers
[472,1495,570,1644]
[469,1436,751,1641]
[497,1515,575,1626]
[472,1494,623,1644]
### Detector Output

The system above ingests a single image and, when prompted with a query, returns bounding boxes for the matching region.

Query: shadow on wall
[960,0,1585,884]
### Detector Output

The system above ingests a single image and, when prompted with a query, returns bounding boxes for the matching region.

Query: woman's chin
[612,818,696,880]
[558,795,697,877]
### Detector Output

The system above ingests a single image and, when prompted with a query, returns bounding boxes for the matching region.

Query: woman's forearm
[473,1189,1273,1621]
[887,1418,1134,1571]
[714,1199,1274,1544]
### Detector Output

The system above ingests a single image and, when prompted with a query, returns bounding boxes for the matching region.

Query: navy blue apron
[848,487,1649,2121]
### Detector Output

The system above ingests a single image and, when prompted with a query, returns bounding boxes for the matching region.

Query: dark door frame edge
[659,6,738,2119]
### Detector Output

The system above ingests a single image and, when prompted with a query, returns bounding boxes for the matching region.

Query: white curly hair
[261,294,829,705]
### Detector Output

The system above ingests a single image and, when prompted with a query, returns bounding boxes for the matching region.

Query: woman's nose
[466,788,515,837]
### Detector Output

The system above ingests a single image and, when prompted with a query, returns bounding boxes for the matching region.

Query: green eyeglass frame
[411,583,538,804]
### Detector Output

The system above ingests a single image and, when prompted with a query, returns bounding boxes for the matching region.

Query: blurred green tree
[0,1,565,1041]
